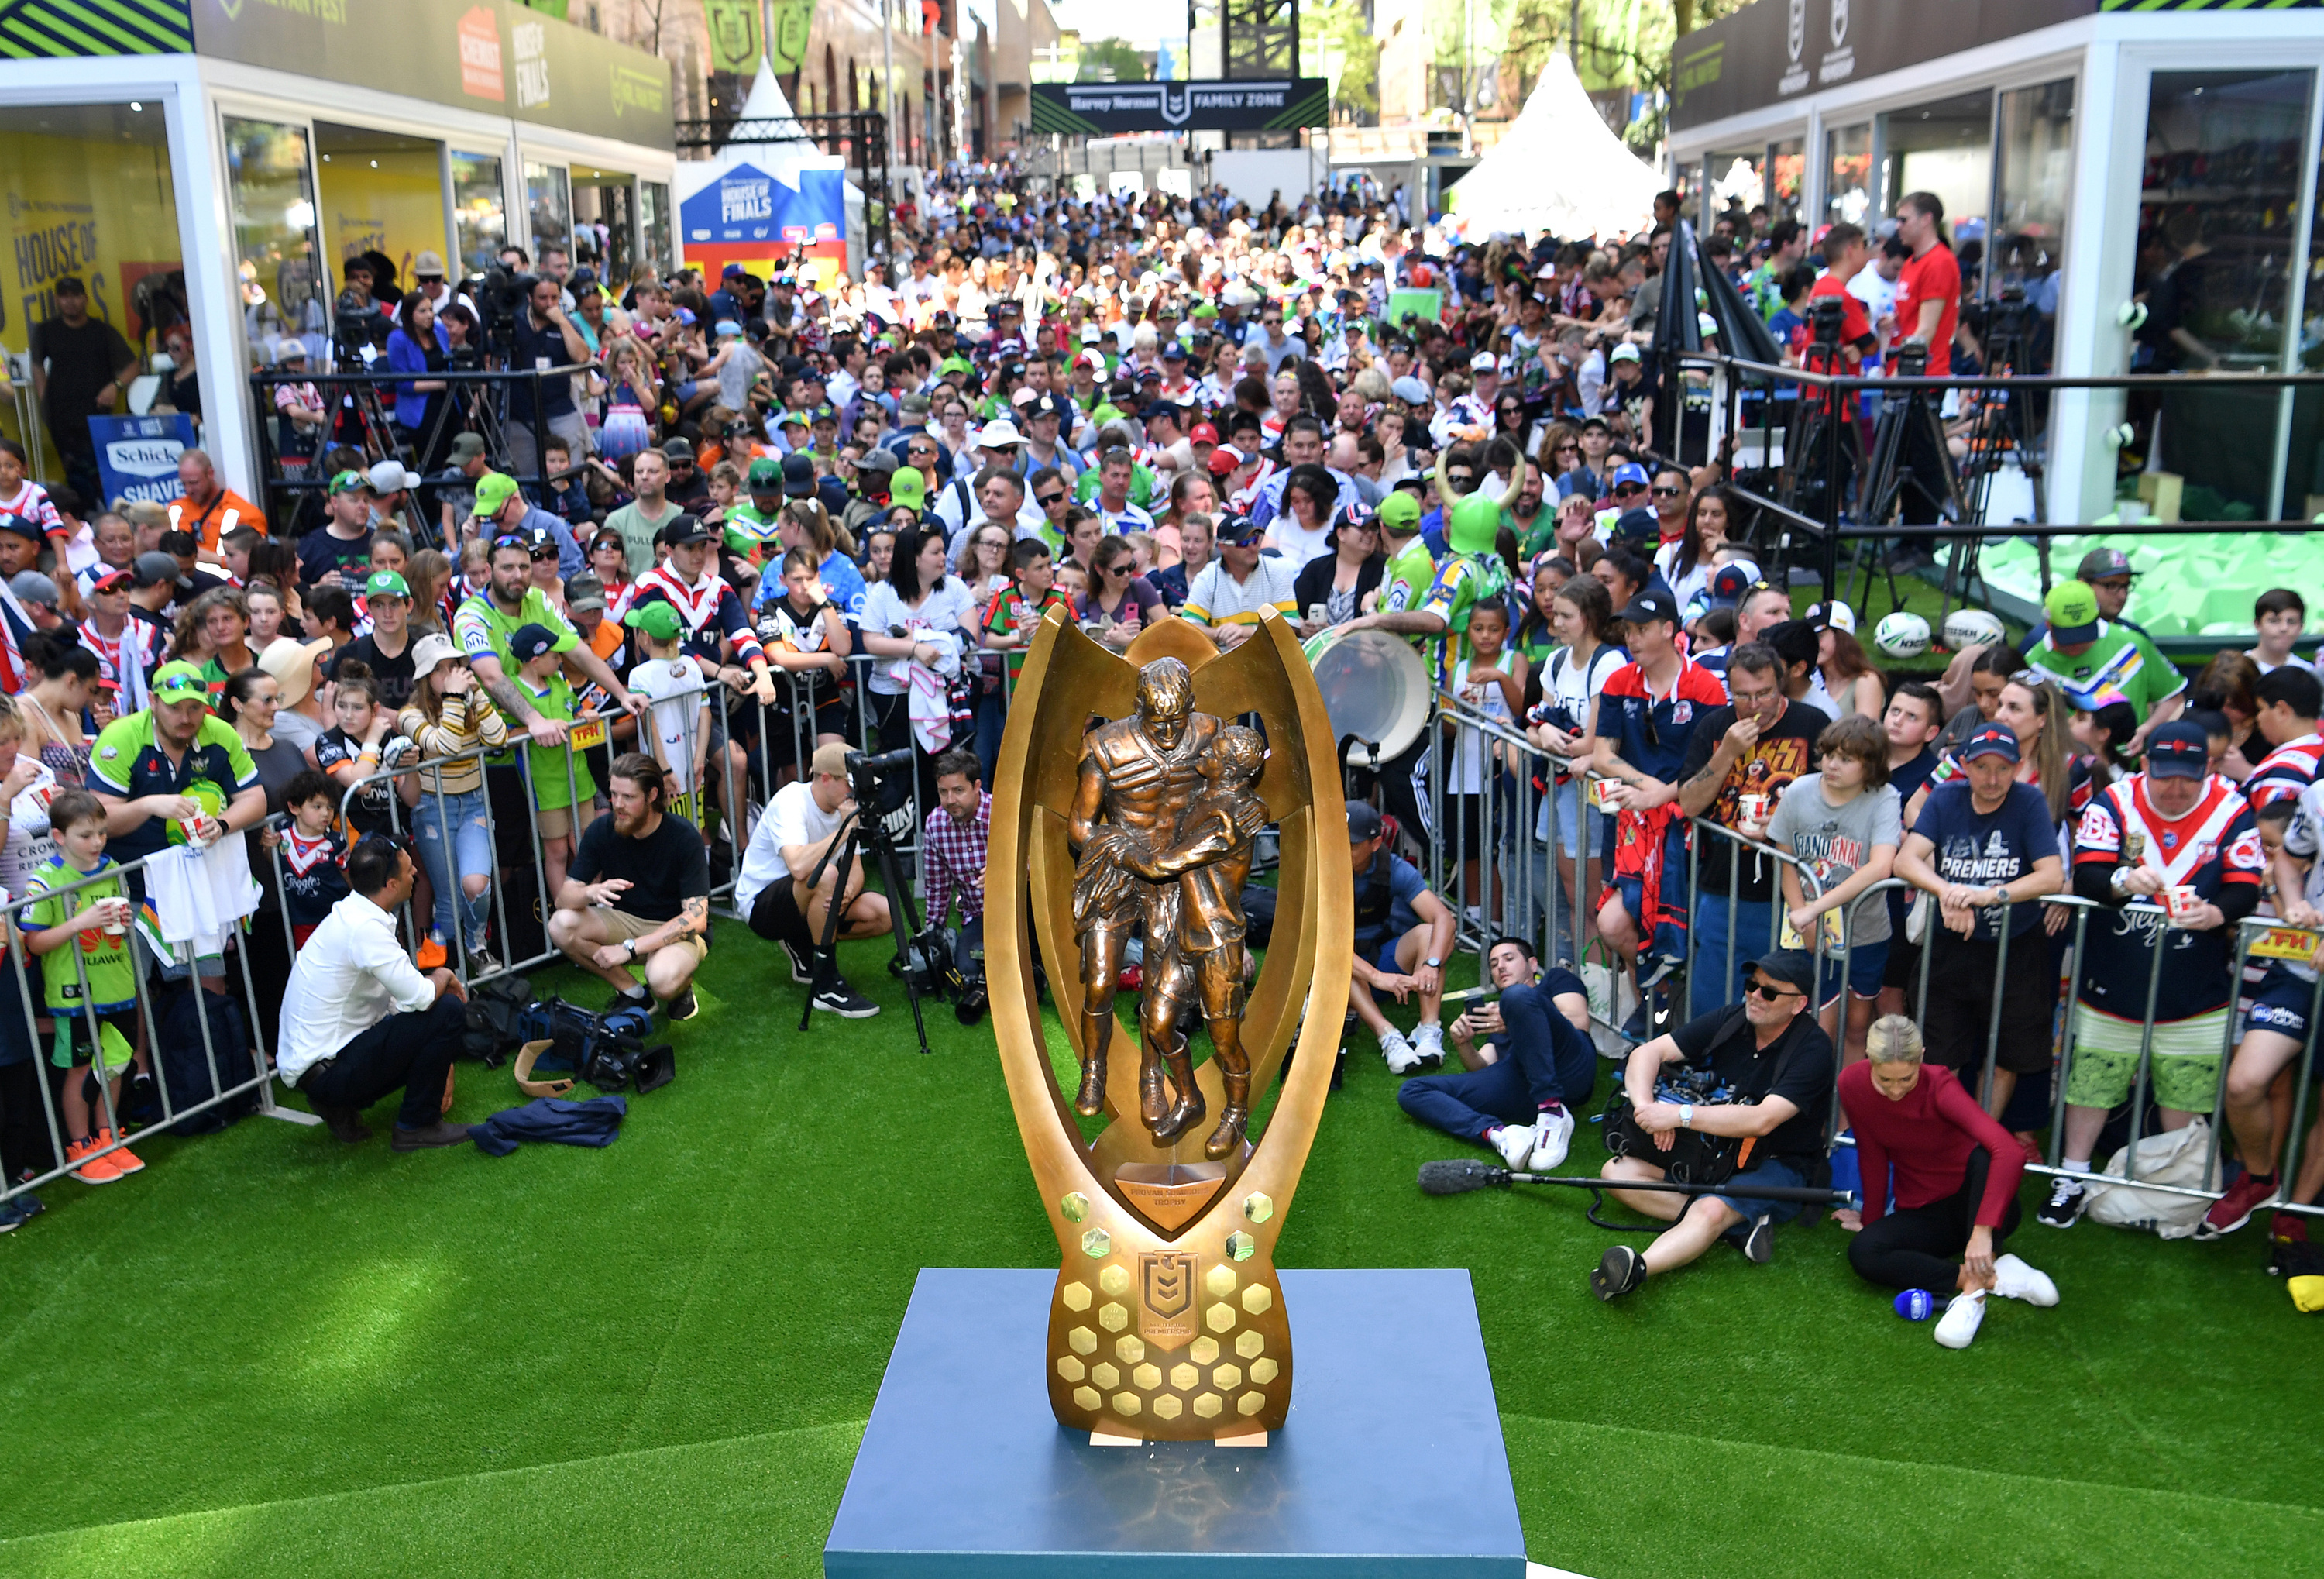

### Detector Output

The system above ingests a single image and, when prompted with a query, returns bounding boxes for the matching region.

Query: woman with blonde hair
[403,548,453,635]
[772,496,866,618]
[1838,1014,2058,1349]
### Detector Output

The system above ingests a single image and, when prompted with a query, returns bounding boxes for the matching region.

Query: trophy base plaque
[823,1268,1527,1578]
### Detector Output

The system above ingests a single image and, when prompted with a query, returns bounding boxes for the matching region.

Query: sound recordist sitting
[1591,949,1834,1301]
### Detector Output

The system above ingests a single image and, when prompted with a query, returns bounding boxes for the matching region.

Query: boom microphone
[1418,1159,1513,1195]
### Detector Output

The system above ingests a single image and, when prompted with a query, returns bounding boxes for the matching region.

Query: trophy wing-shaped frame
[986,606,1352,1439]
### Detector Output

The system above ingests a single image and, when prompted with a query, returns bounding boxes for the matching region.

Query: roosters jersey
[2073,774,2264,1020]
[2244,732,2324,809]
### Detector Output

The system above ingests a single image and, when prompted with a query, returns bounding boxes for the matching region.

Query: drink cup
[2164,884,2204,924]
[1737,791,1770,827]
[101,898,129,935]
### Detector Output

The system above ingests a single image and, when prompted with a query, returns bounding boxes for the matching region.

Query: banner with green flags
[768,0,813,76]
[707,0,763,74]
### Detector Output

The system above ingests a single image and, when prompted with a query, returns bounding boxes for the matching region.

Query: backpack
[461,974,535,1068]
[154,984,257,1137]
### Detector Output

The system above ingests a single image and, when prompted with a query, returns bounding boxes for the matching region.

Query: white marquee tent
[1446,54,1661,239]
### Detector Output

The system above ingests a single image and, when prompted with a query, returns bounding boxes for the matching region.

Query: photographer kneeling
[1397,937,1594,1171]
[1592,949,1834,1300]
[548,753,712,1021]
[737,741,891,1019]
[1839,1015,2057,1350]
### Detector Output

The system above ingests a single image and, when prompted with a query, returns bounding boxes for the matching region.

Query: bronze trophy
[986,607,1352,1443]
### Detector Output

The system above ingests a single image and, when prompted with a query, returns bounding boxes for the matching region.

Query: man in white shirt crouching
[277,835,473,1151]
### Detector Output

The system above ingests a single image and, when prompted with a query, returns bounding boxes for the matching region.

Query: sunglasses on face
[1651,484,1685,499]
[1613,482,1645,496]
[1556,444,1580,454]
[1037,491,1066,506]
[528,546,558,562]
[1746,979,1800,1003]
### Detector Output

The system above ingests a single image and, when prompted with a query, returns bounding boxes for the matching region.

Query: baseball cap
[1961,721,2022,763]
[150,660,209,707]
[781,452,818,498]
[625,600,684,642]
[663,514,713,546]
[856,445,899,476]
[900,391,933,416]
[1206,445,1245,477]
[565,573,608,614]
[810,741,852,778]
[1377,492,1421,533]
[2145,719,2211,779]
[2077,547,2137,582]
[0,514,41,545]
[472,472,521,518]
[131,551,183,588]
[367,459,415,494]
[1705,563,1760,611]
[1609,343,1642,365]
[1609,463,1652,492]
[747,456,785,491]
[364,570,411,600]
[89,568,133,594]
[1805,600,1857,635]
[1469,350,1499,372]
[661,438,696,465]
[508,622,561,664]
[890,466,927,511]
[1347,801,1385,841]
[1390,375,1430,404]
[1747,949,1817,998]
[2044,581,2102,645]
[413,249,446,278]
[1615,589,1680,626]
[8,571,59,607]
[327,469,370,497]
[1213,514,1263,544]
[1189,422,1219,445]
[978,418,1026,449]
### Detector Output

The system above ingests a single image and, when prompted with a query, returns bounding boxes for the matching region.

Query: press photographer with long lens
[736,741,891,1020]
[1591,948,1835,1300]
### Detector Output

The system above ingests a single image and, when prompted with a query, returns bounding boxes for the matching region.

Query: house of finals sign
[1031,79,1328,137]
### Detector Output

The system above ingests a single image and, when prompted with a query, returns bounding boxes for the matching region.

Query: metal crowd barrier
[1417,690,2323,1218]
[2,813,319,1205]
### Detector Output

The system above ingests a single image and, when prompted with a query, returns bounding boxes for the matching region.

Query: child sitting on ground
[22,790,143,1185]
[273,769,350,948]
[511,621,603,895]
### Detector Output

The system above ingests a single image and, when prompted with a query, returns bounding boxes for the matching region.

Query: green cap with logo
[471,471,521,518]
[366,570,411,600]
[889,466,927,511]
[327,469,370,497]
[1377,492,1421,533]
[151,660,210,707]
[624,600,683,642]
[748,456,785,490]
[2044,580,2102,645]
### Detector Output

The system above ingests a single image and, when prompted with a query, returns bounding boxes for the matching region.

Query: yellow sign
[2247,926,2323,965]
[316,144,450,292]
[567,716,607,751]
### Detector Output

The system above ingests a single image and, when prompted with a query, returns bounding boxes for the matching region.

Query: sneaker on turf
[1378,1028,1422,1075]
[665,988,702,1022]
[2270,1210,2309,1245]
[612,982,651,1012]
[2195,1171,2278,1241]
[466,946,503,979]
[1529,1105,1576,1172]
[1636,951,1682,991]
[1590,1244,1645,1302]
[1740,1213,1774,1264]
[781,941,815,986]
[1491,1123,1536,1170]
[2035,1176,2086,1229]
[1410,1022,1446,1068]
[64,1137,121,1185]
[1934,1289,1987,1349]
[95,1128,144,1175]
[0,1192,42,1230]
[810,981,878,1019]
[1991,1253,2058,1307]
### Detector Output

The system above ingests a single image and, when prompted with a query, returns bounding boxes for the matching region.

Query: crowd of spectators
[0,161,2313,1326]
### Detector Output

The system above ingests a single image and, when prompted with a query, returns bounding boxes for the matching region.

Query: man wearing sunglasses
[1593,948,1835,1300]
[1648,464,1693,548]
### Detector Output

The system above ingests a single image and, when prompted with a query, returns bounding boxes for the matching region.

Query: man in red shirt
[1893,192,1962,376]
[1796,223,1879,370]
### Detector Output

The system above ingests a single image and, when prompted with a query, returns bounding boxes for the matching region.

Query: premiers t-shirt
[1678,699,1828,900]
[569,809,709,927]
[1765,773,1906,945]
[1668,1004,1835,1162]
[2071,774,2263,1021]
[1911,779,2060,941]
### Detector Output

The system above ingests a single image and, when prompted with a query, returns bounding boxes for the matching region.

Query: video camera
[906,924,988,1026]
[469,264,533,353]
[1806,293,1846,349]
[847,746,919,849]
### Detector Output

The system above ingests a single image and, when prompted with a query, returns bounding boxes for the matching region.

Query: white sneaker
[1379,1029,1422,1075]
[1410,1022,1446,1068]
[1991,1253,2058,1307]
[1528,1106,1576,1171]
[1934,1290,1987,1350]
[1491,1123,1536,1170]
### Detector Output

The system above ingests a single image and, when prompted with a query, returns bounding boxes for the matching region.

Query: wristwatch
[622,937,638,958]
[1424,956,1442,970]
[1679,1103,1694,1129]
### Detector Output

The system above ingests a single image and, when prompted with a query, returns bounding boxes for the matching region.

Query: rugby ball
[1942,607,2008,650]
[1873,611,1931,660]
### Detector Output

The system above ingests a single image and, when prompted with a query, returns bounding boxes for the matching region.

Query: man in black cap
[2016,546,2151,652]
[1593,948,1836,1299]
[662,437,712,511]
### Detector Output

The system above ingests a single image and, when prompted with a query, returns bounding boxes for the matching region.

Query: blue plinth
[823,1267,1528,1577]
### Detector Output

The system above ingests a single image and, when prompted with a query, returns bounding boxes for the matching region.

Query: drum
[1301,624,1432,762]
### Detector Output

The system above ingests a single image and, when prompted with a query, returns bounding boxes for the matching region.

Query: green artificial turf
[2,924,2318,1577]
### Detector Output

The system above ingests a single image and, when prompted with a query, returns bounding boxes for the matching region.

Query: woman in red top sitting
[1839,1016,2059,1349]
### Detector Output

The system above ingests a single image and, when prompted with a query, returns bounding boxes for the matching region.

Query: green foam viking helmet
[1438,444,1520,631]
[1448,492,1503,556]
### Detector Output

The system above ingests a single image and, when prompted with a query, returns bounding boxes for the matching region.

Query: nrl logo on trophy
[986,607,1350,1442]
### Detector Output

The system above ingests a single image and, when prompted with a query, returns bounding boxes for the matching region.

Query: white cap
[977,418,1026,449]
[368,458,416,494]
[1470,351,1500,373]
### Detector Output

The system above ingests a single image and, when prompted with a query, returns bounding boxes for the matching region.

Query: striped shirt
[1181,556,1298,631]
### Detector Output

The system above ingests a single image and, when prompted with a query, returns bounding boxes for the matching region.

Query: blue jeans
[1397,982,1598,1141]
[414,786,492,949]
[1687,892,1777,1019]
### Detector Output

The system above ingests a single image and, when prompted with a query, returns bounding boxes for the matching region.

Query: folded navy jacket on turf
[470,1096,628,1157]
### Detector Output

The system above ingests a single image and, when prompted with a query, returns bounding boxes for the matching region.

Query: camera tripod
[1941,292,2048,622]
[799,804,933,1055]
[1859,340,1966,545]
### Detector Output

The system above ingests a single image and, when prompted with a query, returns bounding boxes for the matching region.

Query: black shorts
[748,875,814,952]
[1922,930,2056,1077]
[1883,921,1926,992]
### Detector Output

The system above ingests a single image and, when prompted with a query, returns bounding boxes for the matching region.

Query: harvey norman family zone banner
[1030,81,1328,137]
[189,0,673,150]
[1669,0,2089,132]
